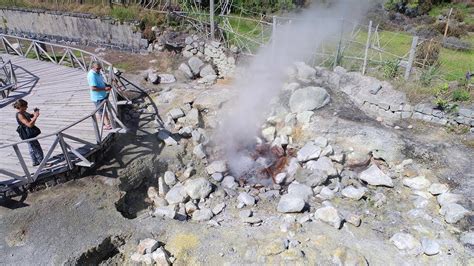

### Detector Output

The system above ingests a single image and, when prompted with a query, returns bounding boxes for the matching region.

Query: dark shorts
[94,98,107,114]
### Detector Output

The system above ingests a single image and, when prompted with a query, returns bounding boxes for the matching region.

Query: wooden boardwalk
[0,54,112,187]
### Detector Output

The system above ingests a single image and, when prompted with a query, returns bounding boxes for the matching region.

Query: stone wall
[0,8,147,50]
[321,66,474,129]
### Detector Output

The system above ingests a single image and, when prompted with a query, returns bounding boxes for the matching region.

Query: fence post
[362,20,372,75]
[210,0,215,40]
[405,36,419,81]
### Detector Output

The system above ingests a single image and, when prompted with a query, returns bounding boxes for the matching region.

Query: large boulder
[178,63,193,79]
[289,87,330,113]
[200,64,216,77]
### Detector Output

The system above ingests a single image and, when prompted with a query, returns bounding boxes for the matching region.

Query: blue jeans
[28,140,44,166]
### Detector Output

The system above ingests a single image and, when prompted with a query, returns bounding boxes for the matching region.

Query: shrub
[416,39,441,67]
[434,97,449,110]
[420,63,441,86]
[413,24,441,39]
[452,89,470,101]
[434,82,449,96]
[442,36,472,51]
[382,59,400,79]
[434,21,468,38]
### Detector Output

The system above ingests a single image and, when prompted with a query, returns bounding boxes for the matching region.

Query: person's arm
[90,86,109,91]
[18,112,39,128]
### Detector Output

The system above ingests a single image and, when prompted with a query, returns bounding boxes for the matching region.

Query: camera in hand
[34,107,39,112]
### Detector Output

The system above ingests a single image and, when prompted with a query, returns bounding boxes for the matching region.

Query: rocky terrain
[0,57,473,265]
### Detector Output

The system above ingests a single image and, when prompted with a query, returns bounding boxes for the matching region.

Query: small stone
[346,151,371,168]
[390,233,421,252]
[221,176,238,190]
[157,130,178,146]
[212,202,226,215]
[184,178,213,200]
[168,108,185,119]
[314,206,342,229]
[341,186,366,200]
[151,247,171,265]
[297,142,321,162]
[178,126,193,137]
[193,144,206,159]
[403,176,431,190]
[305,157,337,177]
[440,203,469,224]
[192,208,214,222]
[158,176,169,197]
[137,238,160,254]
[437,193,463,206]
[277,194,306,213]
[345,213,362,227]
[165,184,189,205]
[154,206,177,219]
[287,183,313,202]
[185,201,198,215]
[330,154,345,163]
[239,209,253,218]
[262,127,276,142]
[147,186,159,200]
[274,173,287,184]
[206,161,227,174]
[314,137,328,147]
[460,232,474,245]
[320,145,334,157]
[332,247,368,266]
[164,171,177,186]
[428,183,449,195]
[421,238,440,256]
[182,167,195,179]
[238,192,256,206]
[359,164,393,187]
[211,172,224,182]
[318,187,335,200]
[186,108,200,127]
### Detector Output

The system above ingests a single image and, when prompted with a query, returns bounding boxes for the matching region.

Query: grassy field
[429,2,474,25]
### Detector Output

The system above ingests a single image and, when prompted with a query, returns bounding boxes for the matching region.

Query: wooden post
[58,133,73,170]
[362,20,373,75]
[91,115,101,144]
[405,36,419,81]
[210,0,215,40]
[443,8,453,40]
[13,144,32,182]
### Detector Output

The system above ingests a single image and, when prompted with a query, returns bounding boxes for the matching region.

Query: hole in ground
[66,235,125,265]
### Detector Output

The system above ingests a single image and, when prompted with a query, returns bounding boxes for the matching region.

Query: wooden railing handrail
[0,100,106,150]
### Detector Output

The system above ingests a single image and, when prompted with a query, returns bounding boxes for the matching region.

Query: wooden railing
[0,34,133,107]
[0,59,18,99]
[0,34,133,193]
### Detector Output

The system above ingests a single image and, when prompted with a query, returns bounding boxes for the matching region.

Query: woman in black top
[13,99,44,166]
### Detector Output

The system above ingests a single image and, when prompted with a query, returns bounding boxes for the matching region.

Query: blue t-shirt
[87,70,107,101]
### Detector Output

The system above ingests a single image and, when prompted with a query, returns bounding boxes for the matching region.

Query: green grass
[429,3,474,25]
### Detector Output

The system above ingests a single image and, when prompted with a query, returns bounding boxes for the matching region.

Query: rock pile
[130,238,174,265]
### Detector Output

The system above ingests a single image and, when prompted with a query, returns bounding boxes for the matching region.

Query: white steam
[217,0,371,177]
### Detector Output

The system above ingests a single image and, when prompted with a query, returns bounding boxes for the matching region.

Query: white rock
[428,183,449,195]
[288,183,313,202]
[320,145,334,157]
[185,201,198,215]
[178,126,193,137]
[403,176,431,190]
[297,142,322,162]
[185,108,200,127]
[206,161,227,174]
[164,171,177,186]
[314,136,328,147]
[193,144,206,159]
[137,238,160,254]
[277,194,306,213]
[437,193,463,207]
[158,176,169,197]
[287,158,301,178]
[151,247,171,265]
[158,73,176,84]
[192,208,213,222]
[165,184,189,205]
[184,178,212,200]
[212,202,226,215]
[341,186,366,200]
[318,187,335,200]
[221,176,238,190]
[211,172,224,182]
[178,63,193,78]
[460,232,474,245]
[154,206,177,219]
[439,203,469,224]
[157,130,178,146]
[200,64,216,77]
[296,111,314,124]
[182,167,195,179]
[238,192,256,206]
[262,127,276,142]
[274,173,287,184]
[168,108,185,119]
[314,206,342,229]
[294,62,316,84]
[289,86,330,113]
[421,238,440,256]
[305,157,337,176]
[147,186,159,200]
[359,164,394,187]
[390,233,421,252]
[188,56,204,75]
